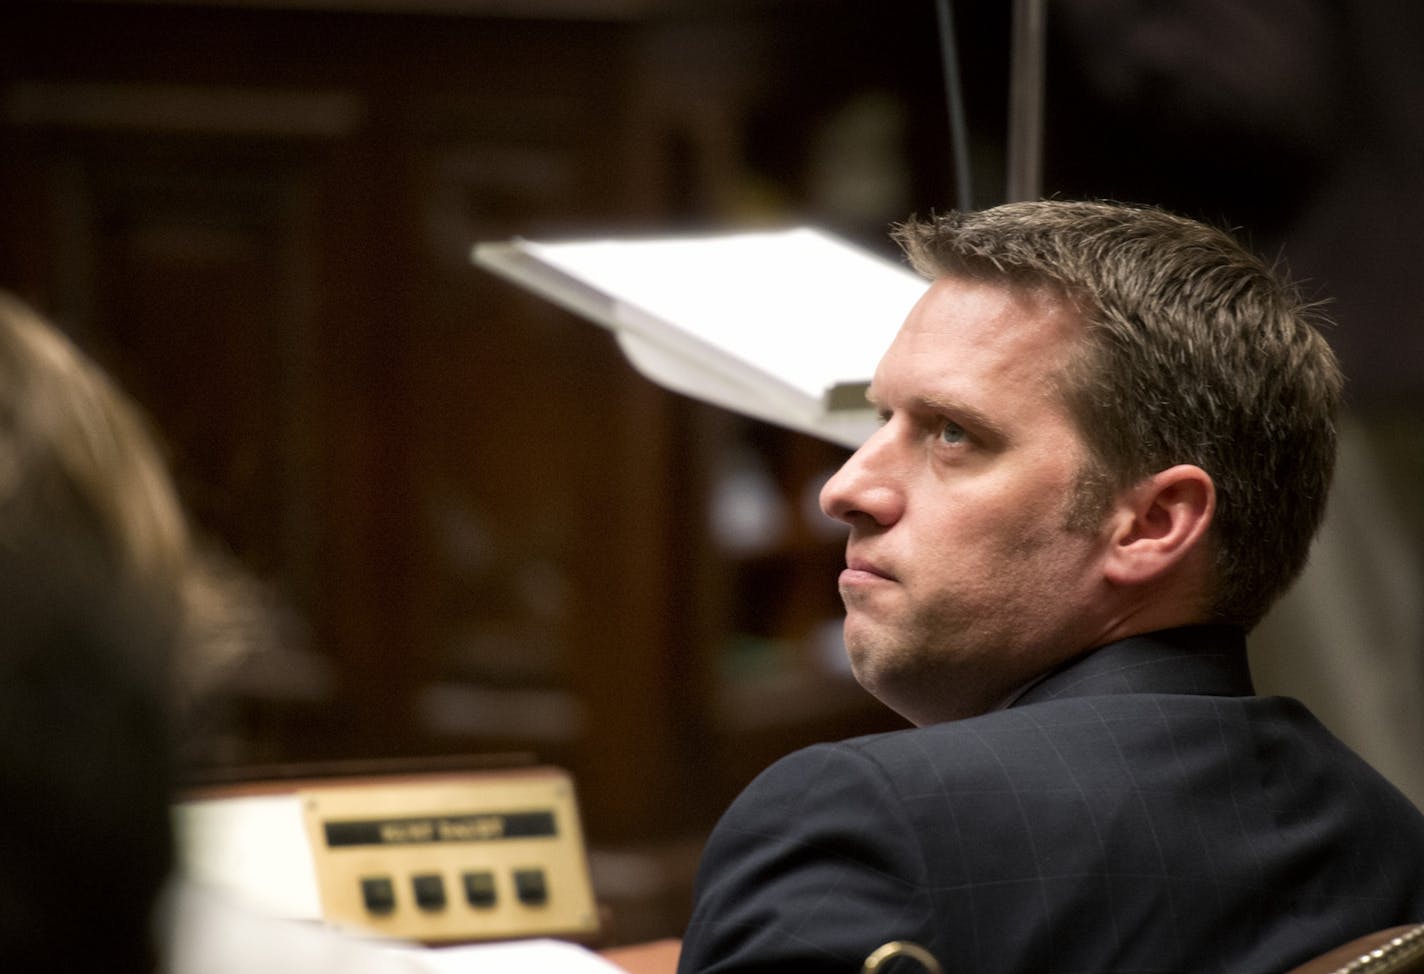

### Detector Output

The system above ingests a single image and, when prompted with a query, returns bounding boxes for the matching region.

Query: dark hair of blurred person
[0,289,200,973]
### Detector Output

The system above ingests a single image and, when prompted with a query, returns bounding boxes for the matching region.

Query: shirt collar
[1009,625,1254,710]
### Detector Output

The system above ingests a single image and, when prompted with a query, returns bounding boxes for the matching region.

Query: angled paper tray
[472,227,925,448]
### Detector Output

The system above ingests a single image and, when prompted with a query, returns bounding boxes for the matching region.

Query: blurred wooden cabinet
[0,1,930,875]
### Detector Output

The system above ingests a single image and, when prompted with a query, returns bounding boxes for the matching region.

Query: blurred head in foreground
[0,289,197,972]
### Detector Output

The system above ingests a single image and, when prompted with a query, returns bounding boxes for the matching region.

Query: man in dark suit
[677,200,1424,973]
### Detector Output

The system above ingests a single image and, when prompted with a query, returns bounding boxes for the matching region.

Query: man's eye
[940,421,968,445]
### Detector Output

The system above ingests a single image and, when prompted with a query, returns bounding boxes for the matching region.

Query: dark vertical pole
[1005,0,1047,202]
[934,0,975,211]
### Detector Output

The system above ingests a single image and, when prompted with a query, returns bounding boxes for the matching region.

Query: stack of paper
[393,938,630,973]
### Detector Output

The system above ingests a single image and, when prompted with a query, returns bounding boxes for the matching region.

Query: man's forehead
[887,277,1081,357]
[866,284,1084,417]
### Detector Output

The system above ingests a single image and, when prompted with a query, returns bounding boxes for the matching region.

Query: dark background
[3,0,1420,945]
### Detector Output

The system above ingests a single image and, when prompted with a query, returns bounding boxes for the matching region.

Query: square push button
[412,873,447,912]
[463,870,497,909]
[513,868,548,906]
[360,876,396,915]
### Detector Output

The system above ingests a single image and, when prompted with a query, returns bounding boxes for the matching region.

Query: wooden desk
[600,939,681,974]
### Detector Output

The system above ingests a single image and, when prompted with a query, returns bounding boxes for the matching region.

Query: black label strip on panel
[324,810,557,848]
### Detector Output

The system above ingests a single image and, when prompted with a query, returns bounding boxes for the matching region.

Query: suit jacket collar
[1012,625,1254,708]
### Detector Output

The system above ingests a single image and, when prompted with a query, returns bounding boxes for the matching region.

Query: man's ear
[1102,464,1216,587]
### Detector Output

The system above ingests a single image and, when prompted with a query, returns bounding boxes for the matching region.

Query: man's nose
[819,426,904,528]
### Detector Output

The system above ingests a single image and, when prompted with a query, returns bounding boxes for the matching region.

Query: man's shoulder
[750,694,1165,794]
[765,688,1421,826]
[758,688,1321,800]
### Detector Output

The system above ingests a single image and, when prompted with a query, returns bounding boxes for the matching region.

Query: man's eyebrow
[928,396,1008,441]
[868,389,1009,442]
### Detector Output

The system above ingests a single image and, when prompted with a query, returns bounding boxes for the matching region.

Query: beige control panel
[178,767,599,945]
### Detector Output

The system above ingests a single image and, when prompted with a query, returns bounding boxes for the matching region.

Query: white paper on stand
[473,227,926,448]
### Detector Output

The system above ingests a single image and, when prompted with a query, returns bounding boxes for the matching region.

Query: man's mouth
[843,556,895,583]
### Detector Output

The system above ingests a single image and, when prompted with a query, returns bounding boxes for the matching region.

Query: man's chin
[844,639,897,701]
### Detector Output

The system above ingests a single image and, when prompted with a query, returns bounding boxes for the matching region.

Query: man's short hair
[892,199,1343,628]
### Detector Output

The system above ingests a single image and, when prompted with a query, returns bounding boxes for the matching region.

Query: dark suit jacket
[678,626,1424,973]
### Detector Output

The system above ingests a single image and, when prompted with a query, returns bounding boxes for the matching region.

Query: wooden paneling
[0,4,942,936]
